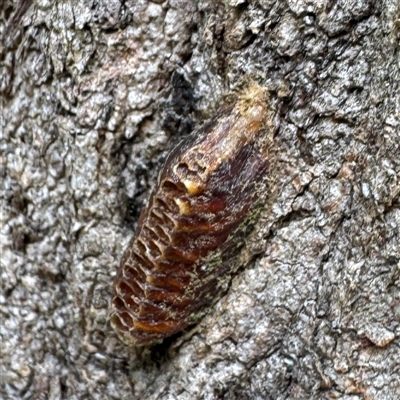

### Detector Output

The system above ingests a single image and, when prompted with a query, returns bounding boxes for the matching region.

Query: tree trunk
[1,0,399,399]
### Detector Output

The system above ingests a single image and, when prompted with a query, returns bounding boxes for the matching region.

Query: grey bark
[1,0,399,399]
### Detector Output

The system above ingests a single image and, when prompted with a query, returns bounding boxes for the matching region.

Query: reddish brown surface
[111,89,270,345]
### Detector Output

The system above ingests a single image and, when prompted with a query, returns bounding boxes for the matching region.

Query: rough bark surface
[1,0,399,399]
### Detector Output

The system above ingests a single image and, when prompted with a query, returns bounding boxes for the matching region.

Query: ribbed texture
[111,88,269,345]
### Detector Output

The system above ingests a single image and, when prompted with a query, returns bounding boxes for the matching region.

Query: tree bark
[1,0,399,399]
